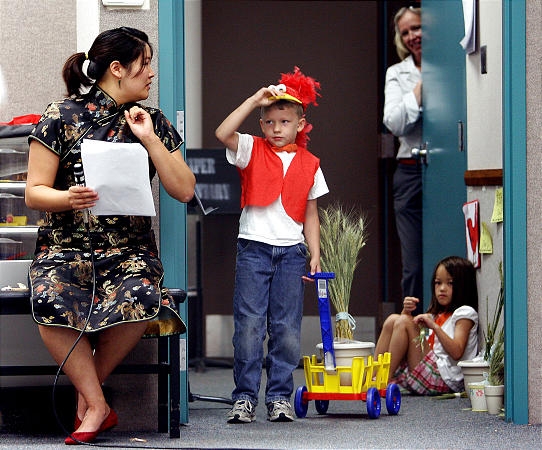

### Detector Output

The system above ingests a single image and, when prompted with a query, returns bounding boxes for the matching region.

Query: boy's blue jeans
[231,238,306,406]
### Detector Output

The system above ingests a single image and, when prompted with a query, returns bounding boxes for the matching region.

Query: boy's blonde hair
[261,100,304,119]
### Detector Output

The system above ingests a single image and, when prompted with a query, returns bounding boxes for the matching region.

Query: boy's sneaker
[267,400,295,422]
[227,399,255,423]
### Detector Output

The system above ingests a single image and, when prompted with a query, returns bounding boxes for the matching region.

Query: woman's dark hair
[426,256,478,315]
[62,27,153,97]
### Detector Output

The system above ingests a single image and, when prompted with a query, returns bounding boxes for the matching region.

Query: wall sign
[186,149,241,215]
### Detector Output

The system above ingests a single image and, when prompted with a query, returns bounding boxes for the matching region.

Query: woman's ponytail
[62,52,93,97]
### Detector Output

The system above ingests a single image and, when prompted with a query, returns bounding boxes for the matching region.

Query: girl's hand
[401,296,419,315]
[68,185,98,211]
[413,313,436,330]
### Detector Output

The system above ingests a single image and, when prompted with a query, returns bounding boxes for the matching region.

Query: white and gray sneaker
[267,400,295,422]
[227,399,256,423]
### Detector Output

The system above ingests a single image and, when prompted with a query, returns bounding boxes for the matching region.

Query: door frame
[158,0,187,290]
[158,0,189,425]
[502,0,528,425]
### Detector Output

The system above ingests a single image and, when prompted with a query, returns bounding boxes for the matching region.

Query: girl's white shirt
[226,133,329,246]
[432,305,479,391]
[383,54,422,159]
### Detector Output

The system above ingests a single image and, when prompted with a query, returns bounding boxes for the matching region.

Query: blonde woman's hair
[393,6,421,61]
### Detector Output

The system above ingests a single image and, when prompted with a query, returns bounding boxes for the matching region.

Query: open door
[420,0,467,306]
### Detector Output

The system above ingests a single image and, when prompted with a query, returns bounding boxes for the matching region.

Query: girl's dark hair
[62,27,153,97]
[426,256,478,314]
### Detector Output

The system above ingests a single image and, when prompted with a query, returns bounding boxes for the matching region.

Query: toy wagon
[295,272,401,419]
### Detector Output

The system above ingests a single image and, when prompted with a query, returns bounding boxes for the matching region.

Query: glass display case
[0,124,44,289]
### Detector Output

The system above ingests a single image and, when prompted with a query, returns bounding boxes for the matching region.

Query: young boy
[215,67,329,423]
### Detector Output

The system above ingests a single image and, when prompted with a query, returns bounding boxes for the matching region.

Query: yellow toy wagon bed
[294,351,401,419]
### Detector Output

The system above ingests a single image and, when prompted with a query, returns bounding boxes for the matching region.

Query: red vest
[239,136,320,222]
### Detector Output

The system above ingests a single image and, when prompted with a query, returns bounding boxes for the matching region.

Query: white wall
[466,0,503,170]
[465,0,504,347]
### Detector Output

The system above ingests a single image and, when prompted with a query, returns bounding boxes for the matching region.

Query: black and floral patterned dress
[28,86,185,337]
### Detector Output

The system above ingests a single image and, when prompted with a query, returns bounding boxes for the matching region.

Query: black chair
[0,288,186,438]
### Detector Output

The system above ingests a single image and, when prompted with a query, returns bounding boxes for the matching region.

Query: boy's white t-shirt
[226,133,329,246]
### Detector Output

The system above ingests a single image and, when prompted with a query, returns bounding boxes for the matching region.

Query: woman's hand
[68,185,98,211]
[413,80,422,106]
[124,106,157,145]
[123,106,195,203]
[401,296,419,315]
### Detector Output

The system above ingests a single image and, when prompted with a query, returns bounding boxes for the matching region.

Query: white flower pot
[484,384,504,414]
[468,382,488,412]
[316,340,374,386]
[458,359,490,389]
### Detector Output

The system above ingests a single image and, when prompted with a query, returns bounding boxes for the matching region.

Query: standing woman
[25,27,195,445]
[383,6,423,312]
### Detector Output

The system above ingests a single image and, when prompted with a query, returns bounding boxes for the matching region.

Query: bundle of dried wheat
[319,203,368,340]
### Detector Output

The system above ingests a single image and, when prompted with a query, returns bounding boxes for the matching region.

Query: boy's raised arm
[215,87,281,151]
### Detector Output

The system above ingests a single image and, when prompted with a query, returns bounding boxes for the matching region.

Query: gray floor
[1,367,541,449]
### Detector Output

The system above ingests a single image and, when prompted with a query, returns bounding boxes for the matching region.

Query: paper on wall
[491,187,503,223]
[479,222,493,254]
[463,199,480,268]
[80,139,156,216]
[460,0,476,54]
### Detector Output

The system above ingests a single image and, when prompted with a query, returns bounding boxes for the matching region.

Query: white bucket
[484,384,504,414]
[468,382,488,412]
[316,340,374,385]
[458,359,490,389]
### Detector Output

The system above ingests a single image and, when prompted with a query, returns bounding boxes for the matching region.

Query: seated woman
[375,256,478,395]
[25,27,195,445]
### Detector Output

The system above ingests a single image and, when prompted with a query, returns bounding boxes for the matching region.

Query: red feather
[278,66,321,109]
[277,67,321,148]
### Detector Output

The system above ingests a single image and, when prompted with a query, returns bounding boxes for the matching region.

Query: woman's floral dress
[28,86,185,337]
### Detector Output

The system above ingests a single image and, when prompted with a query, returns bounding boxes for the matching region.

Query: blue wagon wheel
[294,386,308,418]
[386,383,401,415]
[366,387,381,419]
[314,399,329,415]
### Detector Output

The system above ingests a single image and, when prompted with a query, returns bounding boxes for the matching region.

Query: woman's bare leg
[38,325,109,432]
[75,321,148,423]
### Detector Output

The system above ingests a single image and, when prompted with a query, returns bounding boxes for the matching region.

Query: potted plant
[316,203,372,384]
[484,326,504,414]
[319,202,368,340]
[459,262,504,402]
[483,262,504,363]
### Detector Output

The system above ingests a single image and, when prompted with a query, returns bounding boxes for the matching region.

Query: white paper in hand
[80,139,156,216]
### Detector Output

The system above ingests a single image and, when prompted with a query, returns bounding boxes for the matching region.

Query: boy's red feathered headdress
[269,66,322,148]
[272,66,321,110]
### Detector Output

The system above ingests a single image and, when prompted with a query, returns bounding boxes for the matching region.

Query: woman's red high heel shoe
[99,409,118,432]
[65,431,99,445]
[66,409,118,445]
[73,409,117,432]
